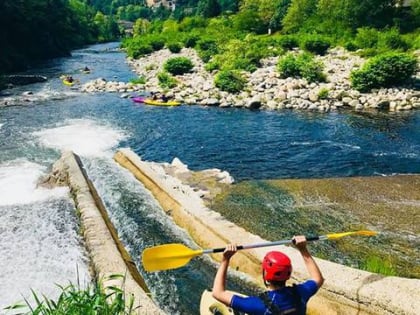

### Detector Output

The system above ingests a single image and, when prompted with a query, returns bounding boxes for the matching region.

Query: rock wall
[114,148,420,315]
[51,151,165,314]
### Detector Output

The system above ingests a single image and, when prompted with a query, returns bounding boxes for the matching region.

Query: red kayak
[132,96,145,103]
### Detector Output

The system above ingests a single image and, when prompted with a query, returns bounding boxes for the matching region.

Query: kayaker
[66,76,74,83]
[212,235,324,315]
[83,66,90,72]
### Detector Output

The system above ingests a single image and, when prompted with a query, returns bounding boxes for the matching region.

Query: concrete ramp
[49,151,165,314]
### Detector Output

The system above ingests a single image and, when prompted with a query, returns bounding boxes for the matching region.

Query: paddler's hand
[223,244,238,261]
[292,235,308,252]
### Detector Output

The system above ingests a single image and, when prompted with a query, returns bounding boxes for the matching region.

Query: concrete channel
[48,151,165,314]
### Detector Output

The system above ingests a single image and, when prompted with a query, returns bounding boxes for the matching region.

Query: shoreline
[81,47,420,112]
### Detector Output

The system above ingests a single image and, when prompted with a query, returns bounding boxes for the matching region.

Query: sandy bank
[114,148,420,315]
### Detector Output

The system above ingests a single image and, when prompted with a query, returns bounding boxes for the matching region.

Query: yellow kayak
[62,79,75,86]
[143,99,181,106]
[200,290,248,315]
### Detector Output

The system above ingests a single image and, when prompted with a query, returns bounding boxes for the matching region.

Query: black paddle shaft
[208,236,321,254]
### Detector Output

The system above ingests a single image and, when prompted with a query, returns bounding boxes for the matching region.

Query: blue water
[0,42,419,313]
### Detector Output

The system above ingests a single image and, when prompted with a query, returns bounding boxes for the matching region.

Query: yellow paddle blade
[326,230,377,240]
[142,244,203,272]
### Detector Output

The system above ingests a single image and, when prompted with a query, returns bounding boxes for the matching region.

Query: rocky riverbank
[82,47,420,112]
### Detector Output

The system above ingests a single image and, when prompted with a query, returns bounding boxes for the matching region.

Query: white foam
[291,140,360,150]
[0,160,68,206]
[33,118,127,157]
[0,199,90,310]
[0,123,3,129]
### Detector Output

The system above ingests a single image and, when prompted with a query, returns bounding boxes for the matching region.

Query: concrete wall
[114,148,420,315]
[53,151,165,314]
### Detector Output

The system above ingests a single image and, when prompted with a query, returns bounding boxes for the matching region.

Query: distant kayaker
[161,94,169,102]
[83,66,90,72]
[212,235,324,315]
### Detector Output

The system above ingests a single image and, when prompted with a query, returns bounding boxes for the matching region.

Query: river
[0,42,419,313]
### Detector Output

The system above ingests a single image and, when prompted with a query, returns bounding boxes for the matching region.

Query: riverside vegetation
[114,1,420,112]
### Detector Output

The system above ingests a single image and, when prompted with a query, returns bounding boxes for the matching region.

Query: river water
[0,42,419,313]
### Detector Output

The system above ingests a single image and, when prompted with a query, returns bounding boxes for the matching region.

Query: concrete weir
[49,151,165,314]
[114,148,420,315]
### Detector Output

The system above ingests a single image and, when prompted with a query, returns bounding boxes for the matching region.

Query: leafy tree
[317,0,398,30]
[133,18,151,36]
[219,0,239,12]
[197,0,222,18]
[233,7,266,34]
[282,0,318,33]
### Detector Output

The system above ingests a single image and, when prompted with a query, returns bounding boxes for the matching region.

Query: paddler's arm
[293,235,324,288]
[212,244,237,306]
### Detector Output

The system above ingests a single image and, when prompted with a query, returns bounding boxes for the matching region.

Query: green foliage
[129,76,146,85]
[178,16,208,32]
[278,52,326,83]
[183,33,201,48]
[164,57,194,75]
[351,52,418,92]
[215,70,247,93]
[158,71,178,88]
[150,37,165,51]
[303,36,331,55]
[125,38,153,58]
[378,28,409,51]
[166,42,183,53]
[0,0,99,72]
[196,37,219,62]
[278,35,299,50]
[354,27,379,49]
[197,0,222,18]
[233,8,267,34]
[282,0,318,33]
[317,87,329,99]
[359,255,397,276]
[5,275,135,314]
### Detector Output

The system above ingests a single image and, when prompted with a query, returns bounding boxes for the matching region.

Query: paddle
[142,230,377,272]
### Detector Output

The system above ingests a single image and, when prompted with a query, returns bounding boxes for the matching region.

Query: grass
[4,274,137,315]
[360,255,397,276]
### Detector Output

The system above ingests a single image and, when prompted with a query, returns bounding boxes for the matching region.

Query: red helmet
[262,251,292,282]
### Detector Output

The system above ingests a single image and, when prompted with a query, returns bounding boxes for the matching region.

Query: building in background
[145,0,176,11]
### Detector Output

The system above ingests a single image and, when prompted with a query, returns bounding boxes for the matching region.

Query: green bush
[150,37,165,51]
[317,88,329,99]
[303,37,331,55]
[129,76,146,84]
[164,57,194,75]
[184,34,200,48]
[378,29,409,51]
[131,44,153,58]
[215,70,247,93]
[278,36,299,50]
[166,41,182,53]
[354,27,379,49]
[158,71,178,88]
[344,41,358,52]
[351,52,417,92]
[278,52,326,83]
